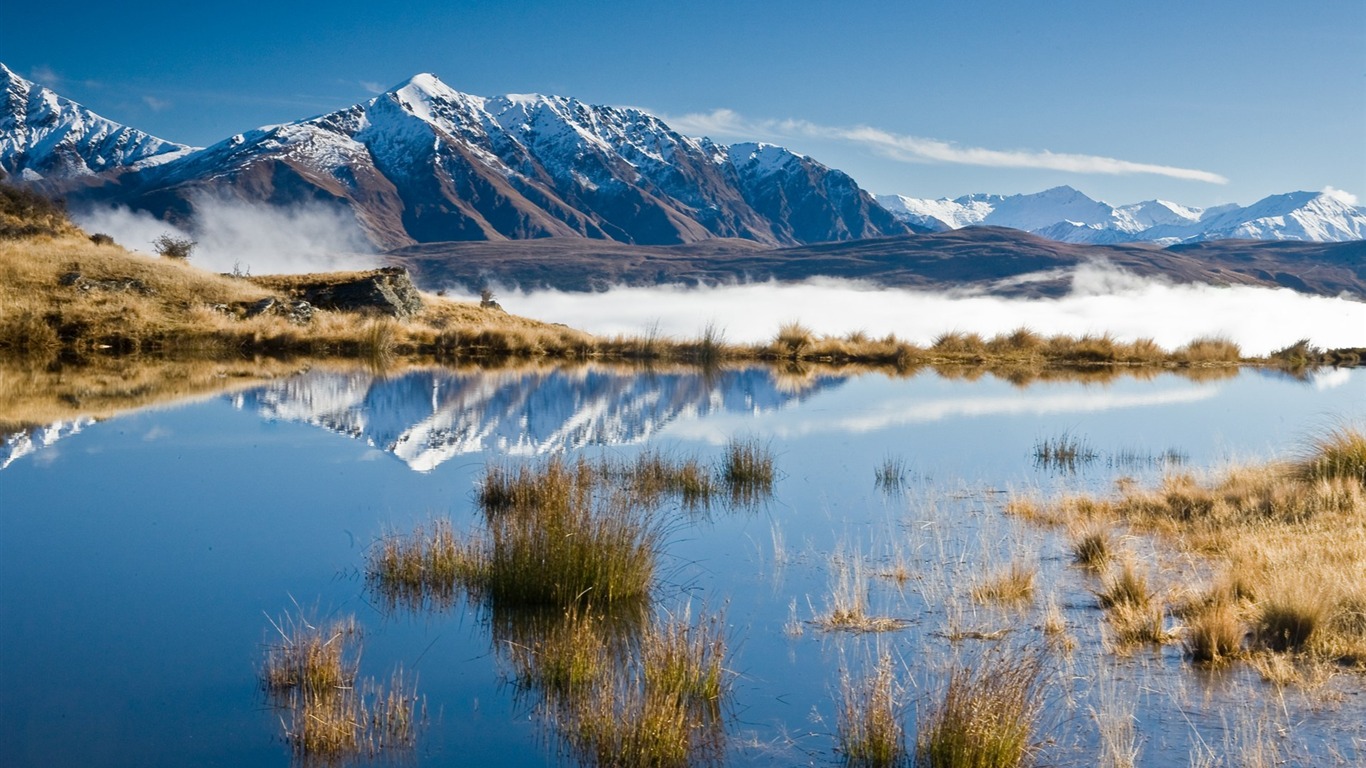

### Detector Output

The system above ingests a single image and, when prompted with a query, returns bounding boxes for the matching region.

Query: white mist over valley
[466,267,1366,357]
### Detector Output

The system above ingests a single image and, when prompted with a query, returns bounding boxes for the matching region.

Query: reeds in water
[915,648,1045,768]
[838,652,907,768]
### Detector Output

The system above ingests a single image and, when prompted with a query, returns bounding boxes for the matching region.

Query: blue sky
[7,0,1363,207]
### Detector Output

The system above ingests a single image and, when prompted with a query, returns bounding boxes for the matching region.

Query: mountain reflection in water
[231,366,846,471]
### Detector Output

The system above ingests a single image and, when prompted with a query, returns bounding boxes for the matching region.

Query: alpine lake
[2,358,1363,767]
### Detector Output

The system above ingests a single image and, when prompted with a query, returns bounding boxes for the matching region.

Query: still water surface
[2,364,1363,766]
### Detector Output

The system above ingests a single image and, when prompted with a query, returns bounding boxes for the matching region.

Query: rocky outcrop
[284,267,423,318]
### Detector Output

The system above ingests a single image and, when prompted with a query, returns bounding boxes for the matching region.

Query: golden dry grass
[970,561,1037,605]
[0,212,1341,380]
[1027,428,1366,675]
[838,652,907,768]
[915,648,1045,768]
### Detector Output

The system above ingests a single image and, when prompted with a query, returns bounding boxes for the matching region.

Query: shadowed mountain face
[230,366,843,471]
[389,227,1366,299]
[7,67,909,249]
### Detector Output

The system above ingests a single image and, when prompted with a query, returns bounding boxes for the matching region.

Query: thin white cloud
[29,65,61,87]
[142,95,171,112]
[359,80,385,95]
[1322,186,1360,206]
[663,108,1228,184]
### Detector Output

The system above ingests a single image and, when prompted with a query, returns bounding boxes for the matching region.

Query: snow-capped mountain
[877,186,1366,244]
[0,64,193,180]
[17,68,906,249]
[233,366,842,472]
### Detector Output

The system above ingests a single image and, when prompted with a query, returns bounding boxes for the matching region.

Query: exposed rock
[237,297,314,325]
[58,271,152,295]
[288,267,423,318]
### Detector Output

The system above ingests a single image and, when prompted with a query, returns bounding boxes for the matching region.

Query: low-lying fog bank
[71,198,380,275]
[465,266,1365,357]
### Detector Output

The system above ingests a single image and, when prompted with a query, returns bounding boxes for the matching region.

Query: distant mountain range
[0,64,908,249]
[2,62,1361,301]
[877,185,1366,245]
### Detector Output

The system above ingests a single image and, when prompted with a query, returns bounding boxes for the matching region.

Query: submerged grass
[261,610,424,764]
[722,436,776,506]
[838,652,907,768]
[557,607,730,768]
[915,647,1045,768]
[970,561,1037,605]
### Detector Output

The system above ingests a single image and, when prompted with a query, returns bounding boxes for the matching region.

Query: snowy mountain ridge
[877,186,1366,244]
[3,66,906,249]
[0,63,193,179]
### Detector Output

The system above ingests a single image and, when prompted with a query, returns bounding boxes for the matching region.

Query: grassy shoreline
[4,230,1361,375]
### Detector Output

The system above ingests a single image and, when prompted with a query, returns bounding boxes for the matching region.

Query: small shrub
[88,232,115,246]
[152,233,196,260]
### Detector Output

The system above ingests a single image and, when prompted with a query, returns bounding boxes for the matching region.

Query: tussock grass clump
[1174,335,1242,364]
[875,454,908,492]
[1254,584,1333,653]
[1184,598,1244,664]
[931,331,986,356]
[480,489,660,609]
[915,648,1045,768]
[608,449,717,511]
[373,457,664,615]
[722,436,775,505]
[1096,560,1152,610]
[773,320,815,357]
[970,562,1037,605]
[817,551,908,633]
[498,604,621,699]
[366,518,477,612]
[1068,522,1113,569]
[1299,426,1366,485]
[261,610,424,763]
[560,609,730,768]
[1033,431,1098,472]
[262,612,360,695]
[478,455,596,516]
[838,653,907,768]
[1097,560,1173,646]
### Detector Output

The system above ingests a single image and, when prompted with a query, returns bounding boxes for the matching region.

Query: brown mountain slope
[388,227,1366,298]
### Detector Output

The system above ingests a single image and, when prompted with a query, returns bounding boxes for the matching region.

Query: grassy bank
[3,222,1357,374]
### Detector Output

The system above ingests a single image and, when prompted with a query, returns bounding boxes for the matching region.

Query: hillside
[388,228,1366,299]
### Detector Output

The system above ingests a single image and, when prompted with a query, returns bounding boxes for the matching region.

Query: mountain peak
[393,72,450,96]
[0,60,192,179]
